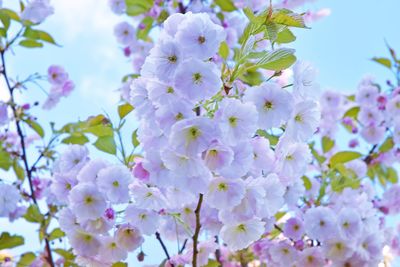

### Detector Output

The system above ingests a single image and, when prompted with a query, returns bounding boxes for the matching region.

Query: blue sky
[1,0,400,265]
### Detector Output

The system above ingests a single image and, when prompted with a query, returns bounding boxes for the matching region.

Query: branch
[192,193,204,267]
[155,232,173,266]
[1,51,55,267]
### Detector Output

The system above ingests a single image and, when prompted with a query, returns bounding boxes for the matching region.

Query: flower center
[264,101,273,110]
[168,55,177,63]
[198,36,206,44]
[193,72,203,84]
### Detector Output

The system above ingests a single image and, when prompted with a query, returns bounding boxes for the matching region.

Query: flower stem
[192,193,203,267]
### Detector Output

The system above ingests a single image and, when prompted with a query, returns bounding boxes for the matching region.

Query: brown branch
[1,50,55,267]
[192,193,204,267]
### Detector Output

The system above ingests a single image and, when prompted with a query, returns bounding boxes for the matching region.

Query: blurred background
[1,0,400,265]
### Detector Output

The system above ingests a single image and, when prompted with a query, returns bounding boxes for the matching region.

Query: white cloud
[51,0,120,42]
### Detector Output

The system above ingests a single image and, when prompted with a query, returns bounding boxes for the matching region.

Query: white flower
[21,0,54,24]
[285,100,320,141]
[97,165,133,204]
[244,82,293,129]
[115,224,144,251]
[0,184,20,216]
[220,218,265,251]
[174,59,222,103]
[77,158,110,183]
[68,228,101,257]
[215,98,258,145]
[125,205,159,235]
[68,183,107,222]
[57,145,89,174]
[176,12,226,60]
[114,21,135,45]
[206,177,245,210]
[98,236,127,262]
[293,61,320,100]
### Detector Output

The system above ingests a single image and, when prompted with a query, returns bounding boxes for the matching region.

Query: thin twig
[192,193,204,267]
[1,50,55,267]
[155,232,173,266]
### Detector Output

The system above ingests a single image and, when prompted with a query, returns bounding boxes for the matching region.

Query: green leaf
[386,167,398,184]
[276,28,296,44]
[48,228,65,241]
[379,137,394,153]
[343,106,360,119]
[329,151,362,166]
[0,11,10,30]
[215,0,236,11]
[19,39,43,48]
[322,136,335,153]
[132,129,140,147]
[0,9,20,21]
[256,129,279,146]
[13,160,25,181]
[125,0,153,16]
[54,249,75,261]
[23,205,44,223]
[250,48,296,71]
[23,28,57,44]
[94,136,117,155]
[271,9,307,28]
[62,134,89,145]
[204,259,220,267]
[371,57,392,69]
[118,103,134,119]
[331,175,360,192]
[85,125,114,137]
[0,232,24,249]
[17,252,36,267]
[136,16,153,40]
[219,41,229,60]
[0,150,12,170]
[112,263,128,267]
[302,176,312,190]
[25,119,44,138]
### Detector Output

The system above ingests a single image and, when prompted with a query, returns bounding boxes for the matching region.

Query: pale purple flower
[48,65,68,85]
[360,124,385,144]
[174,59,222,103]
[244,82,293,129]
[293,61,320,100]
[108,0,126,14]
[57,145,89,174]
[203,140,234,171]
[68,183,107,222]
[149,39,182,82]
[355,85,379,106]
[285,100,320,141]
[283,217,304,240]
[50,173,78,204]
[206,176,245,210]
[115,224,144,251]
[97,165,133,204]
[0,101,8,125]
[169,117,217,156]
[176,12,226,60]
[323,237,355,261]
[298,247,325,267]
[269,240,298,266]
[304,206,337,241]
[219,141,253,178]
[114,22,135,45]
[77,158,109,183]
[0,183,20,217]
[125,205,159,235]
[337,207,362,241]
[68,229,101,257]
[220,218,265,251]
[21,0,54,24]
[98,236,127,262]
[251,137,275,175]
[215,98,258,145]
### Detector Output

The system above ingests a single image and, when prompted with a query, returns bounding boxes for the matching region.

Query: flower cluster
[124,11,322,264]
[51,145,144,265]
[43,65,75,109]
